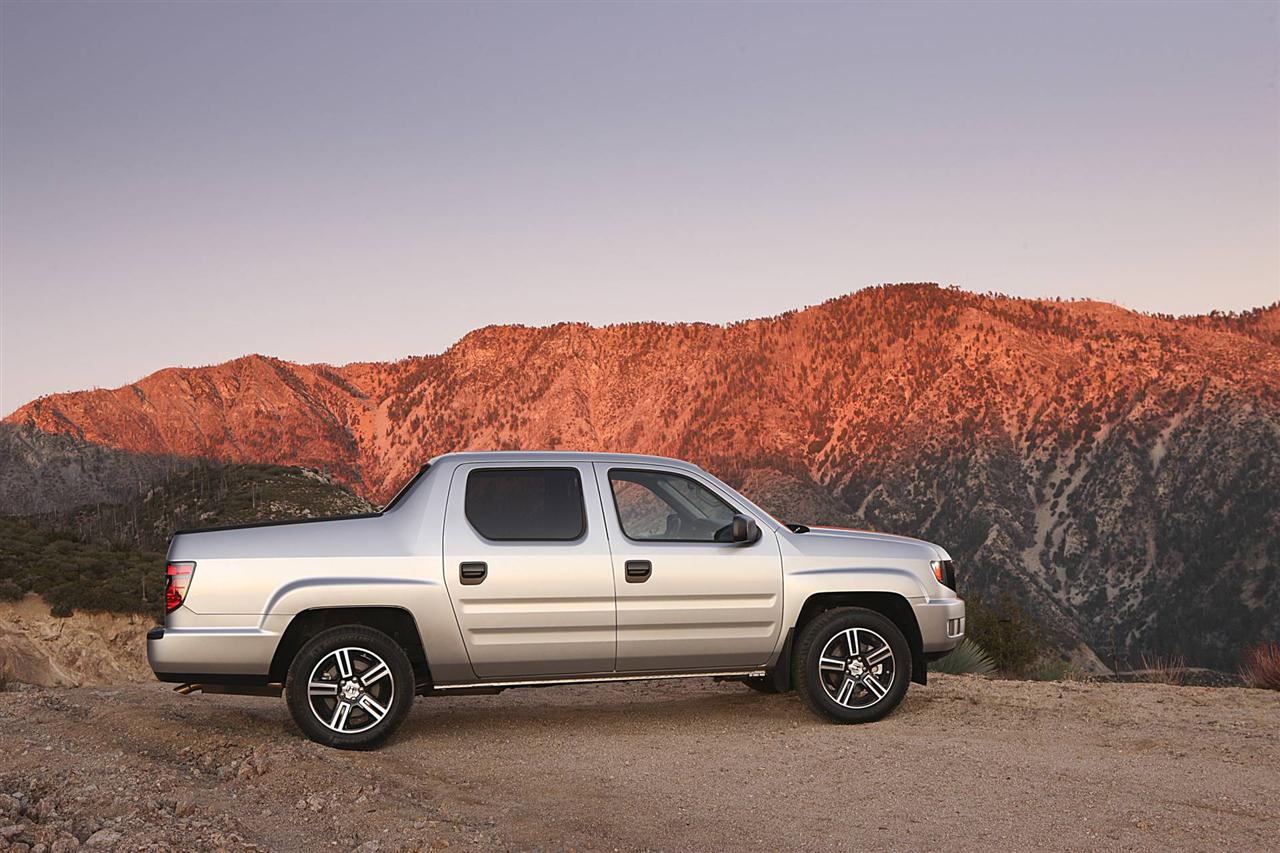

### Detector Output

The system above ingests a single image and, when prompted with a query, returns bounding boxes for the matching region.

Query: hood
[786,525,951,562]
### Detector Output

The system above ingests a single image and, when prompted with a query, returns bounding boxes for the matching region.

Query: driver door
[593,463,783,672]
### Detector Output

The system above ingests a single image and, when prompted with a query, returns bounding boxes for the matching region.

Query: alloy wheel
[817,627,896,709]
[307,646,396,734]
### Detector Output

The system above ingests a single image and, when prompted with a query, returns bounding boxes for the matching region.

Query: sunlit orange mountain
[5,284,1279,667]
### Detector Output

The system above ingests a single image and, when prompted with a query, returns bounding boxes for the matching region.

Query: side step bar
[176,668,768,698]
[430,669,768,692]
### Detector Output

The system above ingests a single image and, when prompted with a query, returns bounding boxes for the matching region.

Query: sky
[1,1,1277,415]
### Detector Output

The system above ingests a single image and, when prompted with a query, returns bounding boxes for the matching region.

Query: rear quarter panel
[161,465,473,681]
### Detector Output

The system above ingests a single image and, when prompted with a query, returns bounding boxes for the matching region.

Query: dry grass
[1139,653,1187,686]
[1240,642,1280,691]
[1027,657,1092,682]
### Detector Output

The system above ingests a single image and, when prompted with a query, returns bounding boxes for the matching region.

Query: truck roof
[175,452,711,538]
[429,450,703,470]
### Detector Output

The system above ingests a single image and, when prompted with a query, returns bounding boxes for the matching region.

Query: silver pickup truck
[149,452,965,749]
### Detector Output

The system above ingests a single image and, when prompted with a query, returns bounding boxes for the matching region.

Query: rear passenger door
[443,463,616,679]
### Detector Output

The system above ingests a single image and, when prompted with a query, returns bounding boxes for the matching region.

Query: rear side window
[464,468,586,541]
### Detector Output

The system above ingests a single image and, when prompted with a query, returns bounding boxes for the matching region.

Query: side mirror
[730,514,760,544]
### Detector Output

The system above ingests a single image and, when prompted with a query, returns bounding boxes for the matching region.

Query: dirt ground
[0,672,1277,853]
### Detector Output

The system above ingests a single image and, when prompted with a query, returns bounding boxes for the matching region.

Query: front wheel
[285,625,415,749]
[794,607,911,724]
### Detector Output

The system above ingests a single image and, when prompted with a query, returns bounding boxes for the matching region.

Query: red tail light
[165,562,196,613]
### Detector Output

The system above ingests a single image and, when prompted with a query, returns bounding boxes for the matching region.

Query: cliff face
[6,285,1279,667]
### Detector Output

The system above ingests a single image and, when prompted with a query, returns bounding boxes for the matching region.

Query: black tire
[742,676,780,694]
[285,625,415,750]
[793,607,911,724]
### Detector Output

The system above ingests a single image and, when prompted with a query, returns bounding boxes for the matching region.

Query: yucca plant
[1240,642,1280,691]
[932,638,998,676]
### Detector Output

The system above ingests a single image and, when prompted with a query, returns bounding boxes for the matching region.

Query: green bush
[0,578,24,601]
[932,638,997,676]
[0,518,162,619]
[964,595,1043,675]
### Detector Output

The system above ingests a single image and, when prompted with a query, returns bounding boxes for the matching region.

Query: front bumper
[912,596,965,653]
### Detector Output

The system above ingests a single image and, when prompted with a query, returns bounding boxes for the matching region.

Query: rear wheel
[285,625,415,749]
[794,607,911,724]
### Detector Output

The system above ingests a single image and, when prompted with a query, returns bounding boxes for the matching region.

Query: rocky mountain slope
[0,422,194,515]
[5,285,1278,667]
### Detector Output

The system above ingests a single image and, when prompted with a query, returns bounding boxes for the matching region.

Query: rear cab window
[464,467,586,541]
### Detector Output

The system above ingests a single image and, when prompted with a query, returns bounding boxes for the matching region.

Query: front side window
[465,468,586,541]
[608,469,739,542]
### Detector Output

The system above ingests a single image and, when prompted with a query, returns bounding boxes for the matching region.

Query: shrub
[0,579,23,601]
[932,638,997,676]
[0,518,163,619]
[1240,642,1280,690]
[1138,653,1187,686]
[964,595,1043,675]
[1027,657,1091,682]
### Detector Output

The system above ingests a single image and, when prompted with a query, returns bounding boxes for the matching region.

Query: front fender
[786,565,930,600]
[770,565,931,667]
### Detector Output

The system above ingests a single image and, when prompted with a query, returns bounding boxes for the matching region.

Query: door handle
[459,561,488,585]
[625,560,652,583]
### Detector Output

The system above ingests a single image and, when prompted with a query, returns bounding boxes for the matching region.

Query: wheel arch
[269,606,432,688]
[793,591,926,685]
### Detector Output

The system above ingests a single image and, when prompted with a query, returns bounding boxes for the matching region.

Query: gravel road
[1,674,1277,852]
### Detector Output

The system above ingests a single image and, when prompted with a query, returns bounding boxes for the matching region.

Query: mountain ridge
[5,284,1278,668]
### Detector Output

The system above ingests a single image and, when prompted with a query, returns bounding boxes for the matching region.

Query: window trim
[464,466,588,543]
[606,467,746,545]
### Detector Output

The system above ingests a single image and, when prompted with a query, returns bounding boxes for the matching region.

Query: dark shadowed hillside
[0,423,195,515]
[5,285,1278,668]
[1,464,375,617]
[28,462,376,554]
